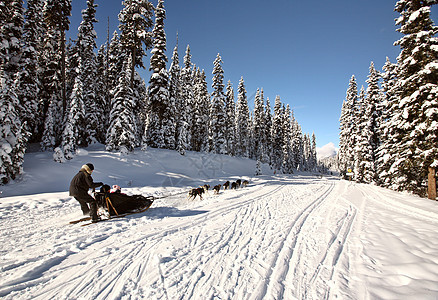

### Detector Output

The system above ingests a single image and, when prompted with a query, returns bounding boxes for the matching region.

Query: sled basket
[95,191,154,216]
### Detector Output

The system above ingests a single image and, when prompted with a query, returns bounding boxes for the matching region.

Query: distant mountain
[316,142,338,160]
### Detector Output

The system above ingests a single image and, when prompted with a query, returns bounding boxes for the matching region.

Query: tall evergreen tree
[377,58,400,187]
[57,72,85,161]
[144,0,169,149]
[209,53,226,154]
[166,40,180,150]
[106,61,137,153]
[224,80,236,155]
[76,0,99,146]
[391,0,438,195]
[17,0,42,141]
[291,117,304,170]
[107,31,124,98]
[95,43,110,143]
[0,0,24,80]
[354,86,366,182]
[264,97,273,165]
[235,77,250,157]
[43,0,71,115]
[193,69,210,152]
[338,75,358,173]
[118,0,154,88]
[40,0,72,150]
[181,45,193,151]
[252,88,265,161]
[360,62,382,183]
[281,104,293,173]
[271,95,283,170]
[0,72,28,184]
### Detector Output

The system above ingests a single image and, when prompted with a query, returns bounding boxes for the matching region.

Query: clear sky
[68,0,437,149]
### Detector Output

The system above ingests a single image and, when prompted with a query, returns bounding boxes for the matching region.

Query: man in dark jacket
[69,163,103,222]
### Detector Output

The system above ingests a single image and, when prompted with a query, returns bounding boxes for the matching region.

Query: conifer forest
[1,0,437,200]
[0,0,318,185]
[338,0,437,197]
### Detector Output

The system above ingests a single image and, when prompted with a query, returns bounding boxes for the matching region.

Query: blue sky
[68,0,437,149]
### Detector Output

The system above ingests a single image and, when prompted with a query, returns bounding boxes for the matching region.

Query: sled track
[357,185,438,224]
[256,180,336,300]
[24,183,288,299]
[306,204,356,299]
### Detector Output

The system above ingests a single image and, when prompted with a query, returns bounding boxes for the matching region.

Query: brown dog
[187,187,205,200]
[213,184,221,194]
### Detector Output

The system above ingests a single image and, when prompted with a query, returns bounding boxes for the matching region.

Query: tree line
[0,0,318,184]
[338,0,437,197]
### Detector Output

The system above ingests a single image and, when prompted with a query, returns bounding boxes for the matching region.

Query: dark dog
[231,182,237,190]
[188,187,205,200]
[213,184,221,194]
[223,181,230,190]
[236,179,242,188]
[203,184,210,192]
[242,180,249,187]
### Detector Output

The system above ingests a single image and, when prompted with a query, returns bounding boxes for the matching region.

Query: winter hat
[82,163,94,174]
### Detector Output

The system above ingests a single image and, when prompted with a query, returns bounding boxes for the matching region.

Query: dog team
[187,179,249,201]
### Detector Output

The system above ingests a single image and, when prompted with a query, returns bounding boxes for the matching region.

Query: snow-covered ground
[1,145,438,299]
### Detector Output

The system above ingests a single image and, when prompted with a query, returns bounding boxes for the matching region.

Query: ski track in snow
[1,175,438,299]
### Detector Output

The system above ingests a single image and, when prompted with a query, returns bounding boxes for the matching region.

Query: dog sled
[69,185,154,225]
[95,184,154,216]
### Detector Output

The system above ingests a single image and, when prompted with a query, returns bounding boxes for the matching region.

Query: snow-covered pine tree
[377,58,400,188]
[108,31,124,98]
[118,0,154,88]
[58,72,85,161]
[106,60,137,153]
[144,0,169,150]
[360,62,382,183]
[65,39,79,109]
[209,53,226,154]
[264,97,273,165]
[271,96,284,171]
[17,0,44,142]
[43,0,71,115]
[76,0,99,146]
[302,133,310,171]
[310,132,317,171]
[166,39,181,151]
[132,69,147,147]
[224,80,236,155]
[191,68,208,152]
[281,104,293,174]
[95,44,109,143]
[170,45,188,155]
[354,86,366,182]
[0,72,28,184]
[194,69,210,152]
[338,75,358,173]
[235,77,250,157]
[0,0,23,80]
[181,45,194,151]
[391,0,438,195]
[291,118,304,170]
[252,88,265,161]
[40,0,72,150]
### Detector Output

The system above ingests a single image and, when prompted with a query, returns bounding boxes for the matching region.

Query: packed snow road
[1,175,438,299]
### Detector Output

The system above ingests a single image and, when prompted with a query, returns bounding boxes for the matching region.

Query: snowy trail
[1,175,438,299]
